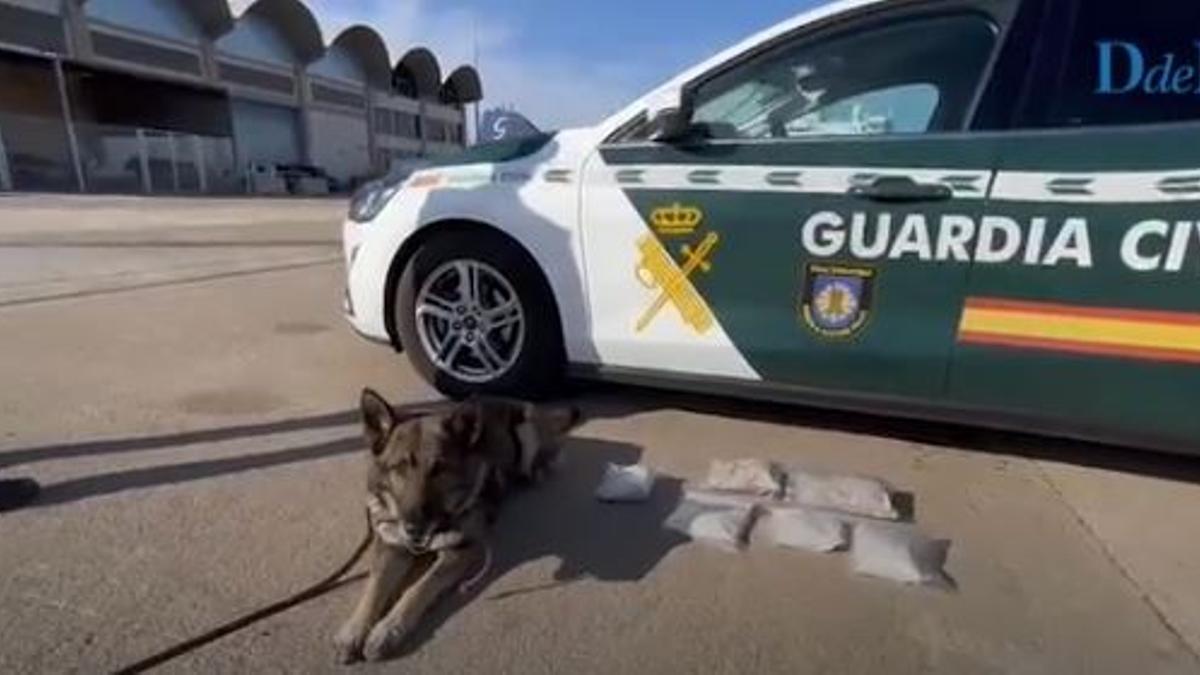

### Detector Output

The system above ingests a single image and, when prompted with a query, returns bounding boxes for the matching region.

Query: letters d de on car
[1096,41,1200,95]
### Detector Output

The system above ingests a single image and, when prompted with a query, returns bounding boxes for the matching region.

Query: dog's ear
[360,388,395,455]
[446,398,486,450]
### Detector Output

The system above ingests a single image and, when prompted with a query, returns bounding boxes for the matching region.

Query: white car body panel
[578,150,761,379]
[344,129,604,361]
[343,0,892,376]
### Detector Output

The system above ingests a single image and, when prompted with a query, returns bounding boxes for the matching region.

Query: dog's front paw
[333,621,369,664]
[362,622,408,662]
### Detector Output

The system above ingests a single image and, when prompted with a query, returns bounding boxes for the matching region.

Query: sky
[305,0,825,130]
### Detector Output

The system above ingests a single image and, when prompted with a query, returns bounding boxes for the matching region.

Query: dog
[334,388,582,663]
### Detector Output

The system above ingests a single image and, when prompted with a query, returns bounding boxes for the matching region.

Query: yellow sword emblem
[635,231,720,333]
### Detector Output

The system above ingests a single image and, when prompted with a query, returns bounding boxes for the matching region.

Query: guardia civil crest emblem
[801,263,876,339]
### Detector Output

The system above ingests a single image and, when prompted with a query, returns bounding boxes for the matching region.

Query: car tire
[395,229,565,399]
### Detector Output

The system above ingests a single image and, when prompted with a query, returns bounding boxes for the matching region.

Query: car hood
[420,132,559,169]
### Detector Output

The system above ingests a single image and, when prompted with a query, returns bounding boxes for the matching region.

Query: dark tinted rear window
[1034,2,1200,128]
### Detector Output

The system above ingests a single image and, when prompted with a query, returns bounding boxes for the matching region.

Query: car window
[787,83,940,136]
[1027,2,1200,128]
[689,14,998,141]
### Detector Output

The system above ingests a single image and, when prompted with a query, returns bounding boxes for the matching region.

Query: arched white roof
[190,0,236,36]
[326,25,392,88]
[78,0,234,37]
[440,65,483,105]
[233,0,324,62]
[394,47,442,100]
[78,1,484,101]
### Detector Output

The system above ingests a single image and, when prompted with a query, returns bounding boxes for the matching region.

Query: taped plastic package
[704,459,785,497]
[784,468,898,520]
[683,488,773,509]
[762,507,849,553]
[664,500,758,552]
[851,522,953,588]
[594,463,655,502]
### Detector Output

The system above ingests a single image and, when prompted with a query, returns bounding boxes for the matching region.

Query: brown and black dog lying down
[335,389,582,663]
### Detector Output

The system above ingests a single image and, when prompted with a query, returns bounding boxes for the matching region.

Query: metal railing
[0,112,238,194]
[74,124,239,195]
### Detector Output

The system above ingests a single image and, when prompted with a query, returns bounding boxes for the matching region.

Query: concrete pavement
[0,194,343,307]
[1,196,1198,674]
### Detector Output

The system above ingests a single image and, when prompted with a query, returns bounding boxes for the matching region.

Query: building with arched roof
[0,0,482,194]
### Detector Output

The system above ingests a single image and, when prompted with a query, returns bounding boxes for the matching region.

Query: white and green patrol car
[344,0,1200,453]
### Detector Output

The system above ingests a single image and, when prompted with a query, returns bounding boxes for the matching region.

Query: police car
[344,0,1200,453]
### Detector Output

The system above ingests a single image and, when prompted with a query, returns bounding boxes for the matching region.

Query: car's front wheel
[395,229,564,398]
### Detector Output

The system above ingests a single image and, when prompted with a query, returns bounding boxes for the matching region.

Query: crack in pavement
[1031,459,1200,666]
[0,258,339,310]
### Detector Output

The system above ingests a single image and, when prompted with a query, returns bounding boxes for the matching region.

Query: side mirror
[648,108,692,143]
[641,86,692,143]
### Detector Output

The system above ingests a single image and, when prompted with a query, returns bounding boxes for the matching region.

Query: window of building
[423,119,460,143]
[396,111,419,139]
[373,108,392,136]
[425,119,443,142]
[373,108,424,139]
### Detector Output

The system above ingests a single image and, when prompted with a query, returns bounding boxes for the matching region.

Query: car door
[950,0,1200,448]
[580,0,1016,400]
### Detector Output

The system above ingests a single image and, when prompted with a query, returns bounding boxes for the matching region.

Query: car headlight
[348,178,403,223]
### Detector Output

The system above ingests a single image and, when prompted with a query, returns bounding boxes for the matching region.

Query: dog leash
[451,462,495,595]
[458,545,493,595]
[113,462,502,673]
[110,511,373,675]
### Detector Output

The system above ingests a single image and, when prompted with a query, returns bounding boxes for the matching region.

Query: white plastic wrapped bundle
[761,507,849,553]
[664,500,758,552]
[784,468,898,520]
[594,463,656,503]
[703,459,785,497]
[851,522,953,588]
[682,488,773,509]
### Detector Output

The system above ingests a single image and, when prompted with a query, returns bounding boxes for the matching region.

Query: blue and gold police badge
[801,263,876,339]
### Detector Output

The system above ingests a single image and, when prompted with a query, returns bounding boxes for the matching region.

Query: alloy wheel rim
[414,260,526,384]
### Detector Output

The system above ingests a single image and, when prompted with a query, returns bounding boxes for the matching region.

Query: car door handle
[848,176,953,203]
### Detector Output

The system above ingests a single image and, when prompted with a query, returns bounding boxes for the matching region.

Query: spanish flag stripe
[959,332,1200,365]
[961,309,1200,352]
[958,297,1200,364]
[964,297,1200,327]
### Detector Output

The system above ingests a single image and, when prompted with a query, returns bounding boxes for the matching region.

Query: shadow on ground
[0,410,358,471]
[29,437,362,509]
[2,401,451,509]
[572,381,1200,485]
[387,435,687,658]
[9,376,1198,512]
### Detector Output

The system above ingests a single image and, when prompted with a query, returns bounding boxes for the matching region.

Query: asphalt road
[1,195,1198,674]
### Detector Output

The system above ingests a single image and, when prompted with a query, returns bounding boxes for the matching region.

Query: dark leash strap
[110,511,373,675]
